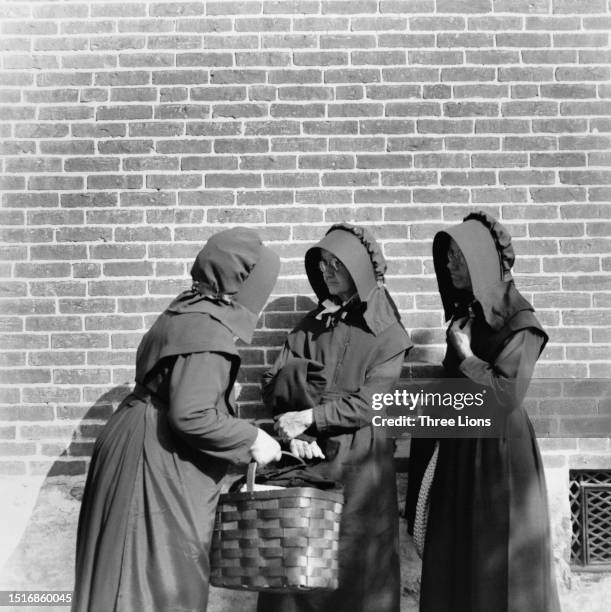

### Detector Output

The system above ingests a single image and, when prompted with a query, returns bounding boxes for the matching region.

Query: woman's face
[319,249,356,302]
[447,239,471,290]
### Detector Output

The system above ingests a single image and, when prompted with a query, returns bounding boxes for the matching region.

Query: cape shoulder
[135,311,239,384]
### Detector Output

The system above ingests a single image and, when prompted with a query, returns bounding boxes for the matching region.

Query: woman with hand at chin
[257,223,412,612]
[72,228,282,612]
[406,212,561,612]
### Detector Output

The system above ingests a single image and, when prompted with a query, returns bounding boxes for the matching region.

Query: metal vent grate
[570,470,611,568]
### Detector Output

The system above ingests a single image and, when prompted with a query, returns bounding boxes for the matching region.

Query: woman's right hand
[447,315,474,362]
[249,428,282,465]
[289,439,325,461]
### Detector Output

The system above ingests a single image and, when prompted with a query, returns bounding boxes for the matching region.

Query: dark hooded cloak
[407,212,560,612]
[257,224,412,612]
[72,228,280,612]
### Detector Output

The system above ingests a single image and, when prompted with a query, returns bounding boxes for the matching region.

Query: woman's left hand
[274,409,314,442]
[447,316,474,361]
[289,438,325,460]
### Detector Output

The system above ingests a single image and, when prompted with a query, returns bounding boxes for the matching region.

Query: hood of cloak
[433,211,541,333]
[167,227,280,343]
[135,227,280,385]
[304,223,407,337]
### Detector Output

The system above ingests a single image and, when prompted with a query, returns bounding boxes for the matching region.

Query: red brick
[89,280,147,296]
[320,171,376,187]
[0,299,55,316]
[4,53,60,70]
[174,16,231,33]
[413,188,469,203]
[441,171,495,186]
[86,175,142,190]
[384,171,436,186]
[587,221,611,236]
[414,153,469,168]
[117,193,175,209]
[511,84,539,99]
[469,49,521,65]
[1,281,28,298]
[206,207,264,224]
[422,85,452,100]
[557,238,611,256]
[270,137,326,153]
[241,156,296,171]
[583,10,611,25]
[563,275,611,292]
[59,299,115,314]
[325,206,383,223]
[352,188,405,203]
[159,87,189,103]
[473,154,527,169]
[0,176,25,190]
[117,297,174,314]
[544,257,600,274]
[0,141,36,155]
[0,406,54,421]
[0,369,51,384]
[385,138,437,154]
[46,461,88,476]
[0,462,26,475]
[202,172,261,188]
[26,316,82,332]
[561,101,611,116]
[29,351,86,367]
[235,17,289,34]
[498,67,554,82]
[560,170,611,185]
[0,3,29,18]
[531,187,586,202]
[412,12,466,27]
[554,0,607,13]
[500,170,555,185]
[203,34,258,49]
[54,369,111,385]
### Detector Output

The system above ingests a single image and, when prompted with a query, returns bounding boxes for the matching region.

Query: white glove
[289,439,325,460]
[249,428,282,465]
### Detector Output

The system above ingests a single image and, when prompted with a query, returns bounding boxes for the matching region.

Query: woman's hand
[447,316,474,362]
[289,438,325,461]
[274,409,314,442]
[249,428,282,465]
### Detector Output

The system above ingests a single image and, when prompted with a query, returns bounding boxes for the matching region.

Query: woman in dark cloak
[72,227,282,612]
[406,212,561,612]
[257,223,413,612]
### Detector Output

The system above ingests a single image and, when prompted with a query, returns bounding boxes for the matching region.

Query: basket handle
[246,450,307,492]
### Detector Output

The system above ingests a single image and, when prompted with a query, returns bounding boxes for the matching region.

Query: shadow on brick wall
[0,386,131,591]
[235,295,318,420]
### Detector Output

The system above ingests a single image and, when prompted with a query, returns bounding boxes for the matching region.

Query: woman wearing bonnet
[257,223,413,612]
[72,228,282,612]
[406,212,561,612]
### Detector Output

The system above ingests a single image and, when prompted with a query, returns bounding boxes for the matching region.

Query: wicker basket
[210,457,343,592]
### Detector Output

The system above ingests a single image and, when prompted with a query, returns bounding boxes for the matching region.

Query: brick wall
[0,0,610,478]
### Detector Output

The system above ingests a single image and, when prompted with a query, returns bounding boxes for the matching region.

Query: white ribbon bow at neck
[315,299,348,328]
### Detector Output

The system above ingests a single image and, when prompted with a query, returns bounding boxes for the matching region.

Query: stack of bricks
[0,0,609,478]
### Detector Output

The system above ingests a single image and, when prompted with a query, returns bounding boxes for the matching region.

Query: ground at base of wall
[1,477,609,612]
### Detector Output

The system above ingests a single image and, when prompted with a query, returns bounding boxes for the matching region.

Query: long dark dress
[257,306,410,612]
[406,212,561,612]
[72,315,258,612]
[409,323,560,612]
